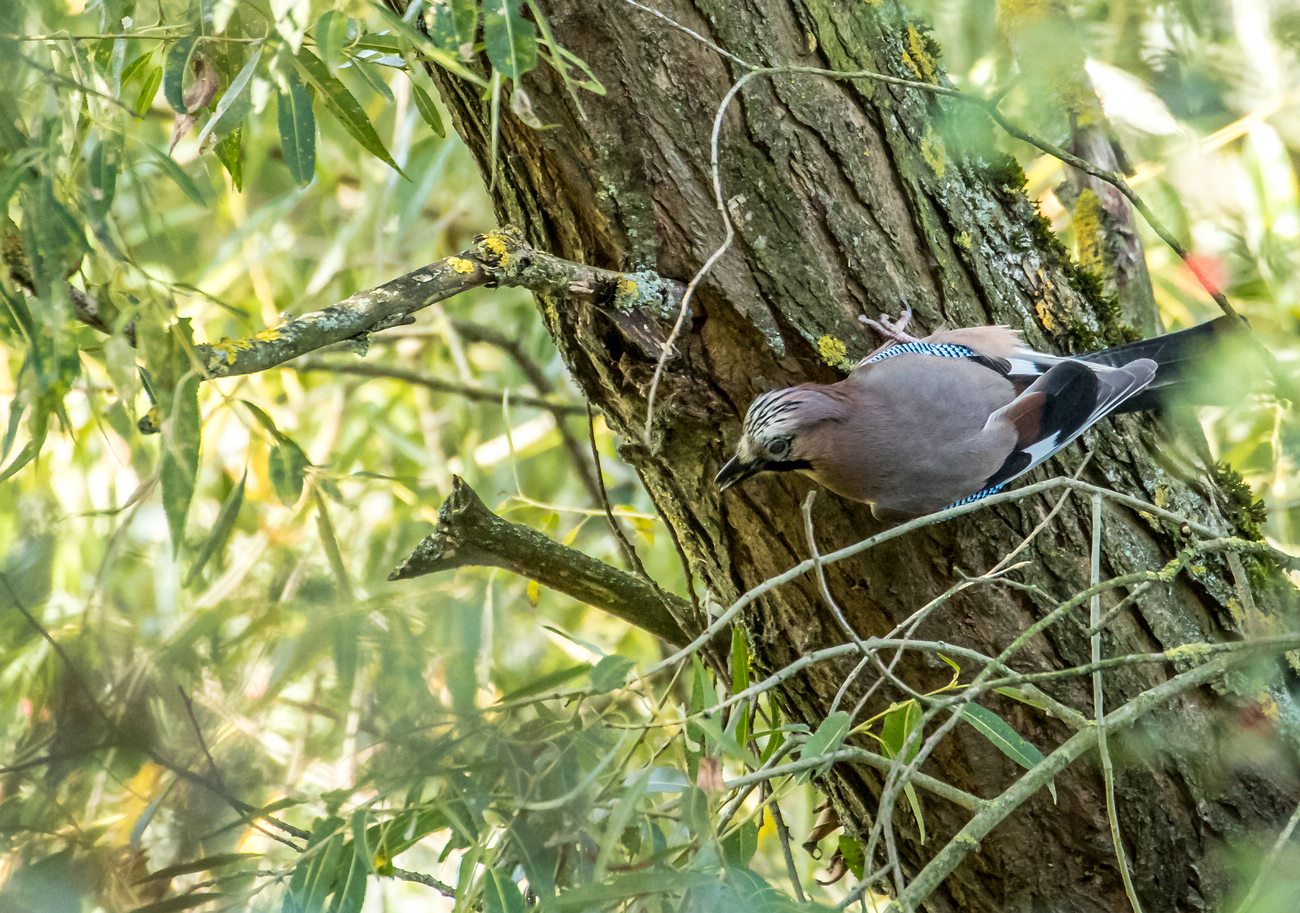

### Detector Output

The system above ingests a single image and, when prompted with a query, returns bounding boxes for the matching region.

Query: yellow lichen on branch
[817,334,852,371]
[901,25,938,83]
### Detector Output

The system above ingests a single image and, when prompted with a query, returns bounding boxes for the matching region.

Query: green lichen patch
[919,130,946,178]
[1164,642,1215,663]
[1210,461,1268,541]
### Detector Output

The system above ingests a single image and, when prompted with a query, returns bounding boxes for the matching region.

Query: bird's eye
[768,438,791,457]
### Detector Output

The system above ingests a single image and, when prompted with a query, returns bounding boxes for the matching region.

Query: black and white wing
[980,357,1158,492]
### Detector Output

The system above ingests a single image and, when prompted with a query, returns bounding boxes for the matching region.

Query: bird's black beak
[715,455,760,492]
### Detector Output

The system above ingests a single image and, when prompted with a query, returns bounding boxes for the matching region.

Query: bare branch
[389,476,691,646]
[195,227,684,381]
[293,359,589,416]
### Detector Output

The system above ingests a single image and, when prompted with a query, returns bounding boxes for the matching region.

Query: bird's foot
[859,307,919,344]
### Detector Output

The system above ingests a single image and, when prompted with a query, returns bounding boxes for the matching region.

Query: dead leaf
[696,756,724,792]
[801,800,841,855]
[185,54,220,112]
[817,848,849,886]
[169,54,219,152]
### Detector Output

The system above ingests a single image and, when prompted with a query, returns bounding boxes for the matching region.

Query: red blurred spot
[1184,253,1228,298]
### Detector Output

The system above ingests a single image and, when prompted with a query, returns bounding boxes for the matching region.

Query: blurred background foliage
[0,0,1295,911]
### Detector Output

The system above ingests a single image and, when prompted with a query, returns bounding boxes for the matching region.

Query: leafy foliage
[0,0,1297,911]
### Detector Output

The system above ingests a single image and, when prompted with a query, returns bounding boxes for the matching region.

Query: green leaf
[241,400,283,439]
[482,869,526,913]
[315,10,348,66]
[428,0,478,51]
[213,128,243,191]
[157,323,201,556]
[269,440,309,505]
[163,36,199,113]
[838,835,865,879]
[482,0,537,83]
[483,0,537,79]
[184,470,246,587]
[285,819,345,913]
[21,176,85,301]
[730,625,750,748]
[903,781,927,843]
[327,845,368,913]
[993,686,1051,712]
[590,654,634,693]
[408,78,445,137]
[959,703,1056,802]
[129,895,224,913]
[803,710,852,763]
[0,407,49,484]
[721,821,758,867]
[291,47,403,176]
[498,663,591,702]
[729,626,750,692]
[134,64,163,116]
[145,144,209,205]
[195,43,263,149]
[135,853,258,884]
[552,870,719,911]
[277,64,316,187]
[879,700,928,841]
[681,786,711,837]
[120,50,154,89]
[88,137,122,218]
[0,155,34,211]
[879,699,922,763]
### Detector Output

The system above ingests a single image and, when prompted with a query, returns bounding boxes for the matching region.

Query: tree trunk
[419,3,1299,910]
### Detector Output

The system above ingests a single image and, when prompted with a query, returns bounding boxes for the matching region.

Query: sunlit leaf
[88,137,122,218]
[194,43,263,149]
[163,36,199,113]
[483,0,537,79]
[213,128,243,190]
[269,439,309,505]
[427,0,478,51]
[315,10,349,66]
[291,47,403,176]
[158,323,201,556]
[184,470,246,586]
[134,64,163,115]
[277,63,316,187]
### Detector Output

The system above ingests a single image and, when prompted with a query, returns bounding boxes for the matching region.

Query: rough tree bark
[410,3,1298,911]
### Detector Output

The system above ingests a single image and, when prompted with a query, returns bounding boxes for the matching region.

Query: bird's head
[715,385,840,492]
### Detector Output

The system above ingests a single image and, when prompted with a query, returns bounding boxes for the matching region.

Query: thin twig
[883,647,1288,911]
[1090,495,1146,913]
[1231,798,1300,913]
[588,404,650,577]
[295,359,588,416]
[764,784,808,903]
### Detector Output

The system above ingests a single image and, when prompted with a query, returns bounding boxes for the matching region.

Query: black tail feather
[1079,316,1243,412]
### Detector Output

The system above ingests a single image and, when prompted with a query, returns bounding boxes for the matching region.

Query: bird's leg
[859,307,920,344]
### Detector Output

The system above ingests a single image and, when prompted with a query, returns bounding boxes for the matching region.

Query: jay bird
[715,312,1238,520]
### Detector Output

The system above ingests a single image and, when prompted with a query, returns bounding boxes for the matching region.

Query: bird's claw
[859,307,918,344]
